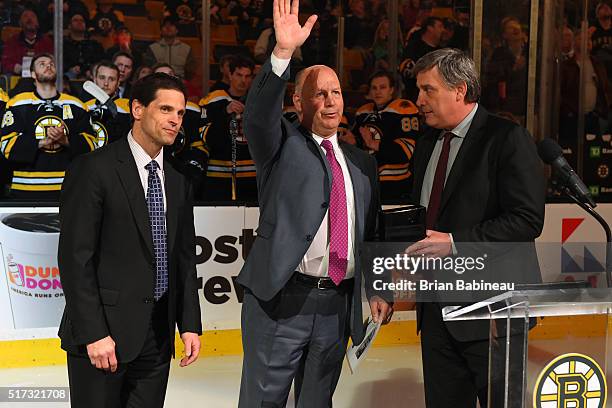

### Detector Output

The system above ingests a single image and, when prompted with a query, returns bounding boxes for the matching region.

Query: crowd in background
[0,0,611,203]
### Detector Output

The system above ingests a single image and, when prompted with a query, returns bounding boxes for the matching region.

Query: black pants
[420,302,525,408]
[239,274,352,408]
[67,299,172,408]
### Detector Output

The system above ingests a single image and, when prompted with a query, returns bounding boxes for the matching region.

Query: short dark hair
[219,54,236,68]
[423,16,443,30]
[152,62,176,75]
[368,70,395,89]
[30,53,54,74]
[112,51,134,65]
[94,60,119,77]
[229,56,255,75]
[129,73,186,112]
[161,16,177,28]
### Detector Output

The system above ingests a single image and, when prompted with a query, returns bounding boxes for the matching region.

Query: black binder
[378,205,426,242]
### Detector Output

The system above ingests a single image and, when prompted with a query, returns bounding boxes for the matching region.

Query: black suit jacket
[411,105,545,341]
[58,137,202,362]
[236,60,381,345]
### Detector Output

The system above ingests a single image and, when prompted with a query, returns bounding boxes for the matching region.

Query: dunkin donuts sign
[0,213,65,329]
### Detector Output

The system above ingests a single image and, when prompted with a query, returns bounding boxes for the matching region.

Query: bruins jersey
[354,99,420,202]
[166,101,209,181]
[85,97,132,147]
[0,88,7,114]
[199,90,256,202]
[0,92,96,198]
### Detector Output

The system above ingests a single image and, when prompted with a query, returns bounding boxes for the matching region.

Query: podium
[442,288,612,408]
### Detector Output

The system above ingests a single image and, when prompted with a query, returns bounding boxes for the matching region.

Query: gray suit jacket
[236,60,381,344]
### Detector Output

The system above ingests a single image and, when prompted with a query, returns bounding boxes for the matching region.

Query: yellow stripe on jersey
[208,159,255,166]
[191,140,209,155]
[58,93,88,110]
[0,88,7,102]
[11,183,63,191]
[115,98,130,113]
[1,132,19,158]
[13,170,66,178]
[199,90,233,106]
[6,92,37,108]
[379,163,411,181]
[206,171,257,178]
[394,138,416,159]
[356,102,375,115]
[385,99,419,115]
[186,101,201,112]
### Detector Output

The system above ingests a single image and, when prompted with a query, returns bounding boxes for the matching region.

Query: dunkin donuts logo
[5,254,63,296]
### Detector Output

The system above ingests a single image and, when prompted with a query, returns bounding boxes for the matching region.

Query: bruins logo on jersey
[533,353,607,408]
[92,121,109,148]
[34,116,67,152]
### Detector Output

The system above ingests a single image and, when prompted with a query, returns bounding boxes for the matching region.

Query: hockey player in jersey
[0,53,96,199]
[353,71,421,202]
[85,61,132,147]
[0,87,10,197]
[199,56,256,202]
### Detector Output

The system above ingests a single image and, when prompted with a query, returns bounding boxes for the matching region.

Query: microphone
[537,138,596,208]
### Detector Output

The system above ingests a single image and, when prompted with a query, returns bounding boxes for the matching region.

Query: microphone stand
[555,182,612,288]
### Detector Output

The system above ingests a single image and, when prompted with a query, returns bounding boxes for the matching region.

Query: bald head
[292,65,343,138]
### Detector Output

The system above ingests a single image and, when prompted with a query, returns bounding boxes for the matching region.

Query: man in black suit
[58,73,202,408]
[407,49,545,407]
[236,0,393,406]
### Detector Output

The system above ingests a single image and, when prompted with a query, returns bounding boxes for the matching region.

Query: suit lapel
[115,138,154,258]
[298,125,332,191]
[164,159,180,257]
[340,143,365,240]
[412,132,438,204]
[438,106,488,213]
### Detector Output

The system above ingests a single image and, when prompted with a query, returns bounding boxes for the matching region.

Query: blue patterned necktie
[145,160,168,300]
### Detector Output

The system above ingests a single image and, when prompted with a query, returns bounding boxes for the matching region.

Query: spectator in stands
[371,18,404,72]
[112,51,134,98]
[210,54,235,91]
[198,56,256,202]
[165,0,198,37]
[1,9,53,75]
[353,70,420,201]
[484,16,528,123]
[401,0,421,32]
[560,28,611,167]
[255,27,303,74]
[152,62,176,76]
[64,13,105,80]
[91,0,124,36]
[38,0,89,33]
[0,53,96,199]
[345,0,378,50]
[85,60,131,147]
[133,65,153,81]
[592,2,612,77]
[302,20,335,67]
[446,6,469,51]
[561,25,575,61]
[230,0,261,43]
[144,17,196,79]
[400,16,443,100]
[106,27,143,69]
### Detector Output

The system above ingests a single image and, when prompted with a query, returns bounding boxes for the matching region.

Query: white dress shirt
[271,54,356,279]
[127,131,167,212]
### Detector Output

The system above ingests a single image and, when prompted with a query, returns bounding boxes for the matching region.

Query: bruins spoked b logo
[534,353,607,408]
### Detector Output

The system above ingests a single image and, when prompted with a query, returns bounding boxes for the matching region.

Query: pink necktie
[321,139,348,285]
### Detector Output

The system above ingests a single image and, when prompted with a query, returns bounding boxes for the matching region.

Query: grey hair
[412,48,480,103]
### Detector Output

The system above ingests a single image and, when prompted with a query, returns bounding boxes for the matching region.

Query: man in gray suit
[236,0,393,406]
